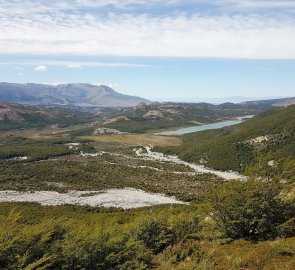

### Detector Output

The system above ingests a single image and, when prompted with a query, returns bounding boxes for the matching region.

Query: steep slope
[161,105,295,182]
[0,83,150,107]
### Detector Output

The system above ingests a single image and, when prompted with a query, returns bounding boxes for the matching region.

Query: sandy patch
[0,188,185,209]
[143,110,164,119]
[93,127,127,135]
[248,135,270,144]
[103,116,130,125]
[66,143,80,149]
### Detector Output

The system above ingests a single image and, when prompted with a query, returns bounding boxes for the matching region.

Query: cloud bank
[0,0,294,59]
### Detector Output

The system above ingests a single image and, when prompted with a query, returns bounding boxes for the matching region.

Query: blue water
[156,117,253,136]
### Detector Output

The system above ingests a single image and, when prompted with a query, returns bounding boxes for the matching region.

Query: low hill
[0,103,106,131]
[160,105,295,182]
[99,102,264,133]
[0,83,150,107]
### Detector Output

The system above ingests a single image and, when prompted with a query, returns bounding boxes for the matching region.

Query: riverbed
[0,188,185,209]
[135,146,246,180]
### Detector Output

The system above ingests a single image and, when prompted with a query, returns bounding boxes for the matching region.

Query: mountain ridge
[0,82,150,107]
[240,96,295,107]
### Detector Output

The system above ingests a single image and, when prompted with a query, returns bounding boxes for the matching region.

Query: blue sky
[0,0,295,101]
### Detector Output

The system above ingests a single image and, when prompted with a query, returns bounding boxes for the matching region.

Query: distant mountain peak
[0,82,150,108]
[95,85,116,93]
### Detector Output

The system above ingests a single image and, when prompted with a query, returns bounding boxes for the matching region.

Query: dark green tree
[205,179,294,241]
[135,219,173,253]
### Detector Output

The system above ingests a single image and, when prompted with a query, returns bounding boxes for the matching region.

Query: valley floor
[0,135,246,208]
[0,105,295,269]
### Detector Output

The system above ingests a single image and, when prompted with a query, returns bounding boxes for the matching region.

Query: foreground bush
[205,179,295,241]
[0,204,199,270]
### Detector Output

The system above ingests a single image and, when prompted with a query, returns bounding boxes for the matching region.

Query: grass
[0,122,95,139]
[80,134,182,147]
[204,238,295,270]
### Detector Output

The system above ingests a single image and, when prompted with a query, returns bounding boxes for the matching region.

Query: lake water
[156,116,254,136]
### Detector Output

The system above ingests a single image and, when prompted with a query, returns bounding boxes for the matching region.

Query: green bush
[135,219,174,253]
[205,179,294,241]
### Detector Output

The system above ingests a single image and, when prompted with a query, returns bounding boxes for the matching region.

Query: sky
[0,0,295,101]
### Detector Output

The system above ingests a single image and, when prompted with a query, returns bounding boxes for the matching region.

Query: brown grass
[0,123,90,138]
[207,238,295,270]
[80,134,182,146]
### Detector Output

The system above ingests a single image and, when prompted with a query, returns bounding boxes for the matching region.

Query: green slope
[161,105,295,182]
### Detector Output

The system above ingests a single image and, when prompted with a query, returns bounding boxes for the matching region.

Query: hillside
[0,83,150,107]
[100,102,263,133]
[0,103,109,131]
[160,105,295,182]
[0,100,265,134]
[0,103,295,269]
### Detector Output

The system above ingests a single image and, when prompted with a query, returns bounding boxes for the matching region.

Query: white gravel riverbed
[0,188,185,209]
[135,146,246,180]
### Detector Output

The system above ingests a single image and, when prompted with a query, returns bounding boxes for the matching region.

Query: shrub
[135,219,173,253]
[205,179,294,241]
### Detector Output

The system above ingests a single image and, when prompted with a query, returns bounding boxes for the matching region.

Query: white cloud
[34,65,48,71]
[59,0,295,10]
[1,0,295,15]
[2,0,295,11]
[0,60,147,68]
[229,0,295,9]
[0,1,295,59]
[14,67,24,71]
[42,82,66,86]
[66,64,82,69]
[108,83,119,88]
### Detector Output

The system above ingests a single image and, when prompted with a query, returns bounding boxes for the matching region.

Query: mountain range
[241,97,295,107]
[1,82,295,109]
[0,83,150,107]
